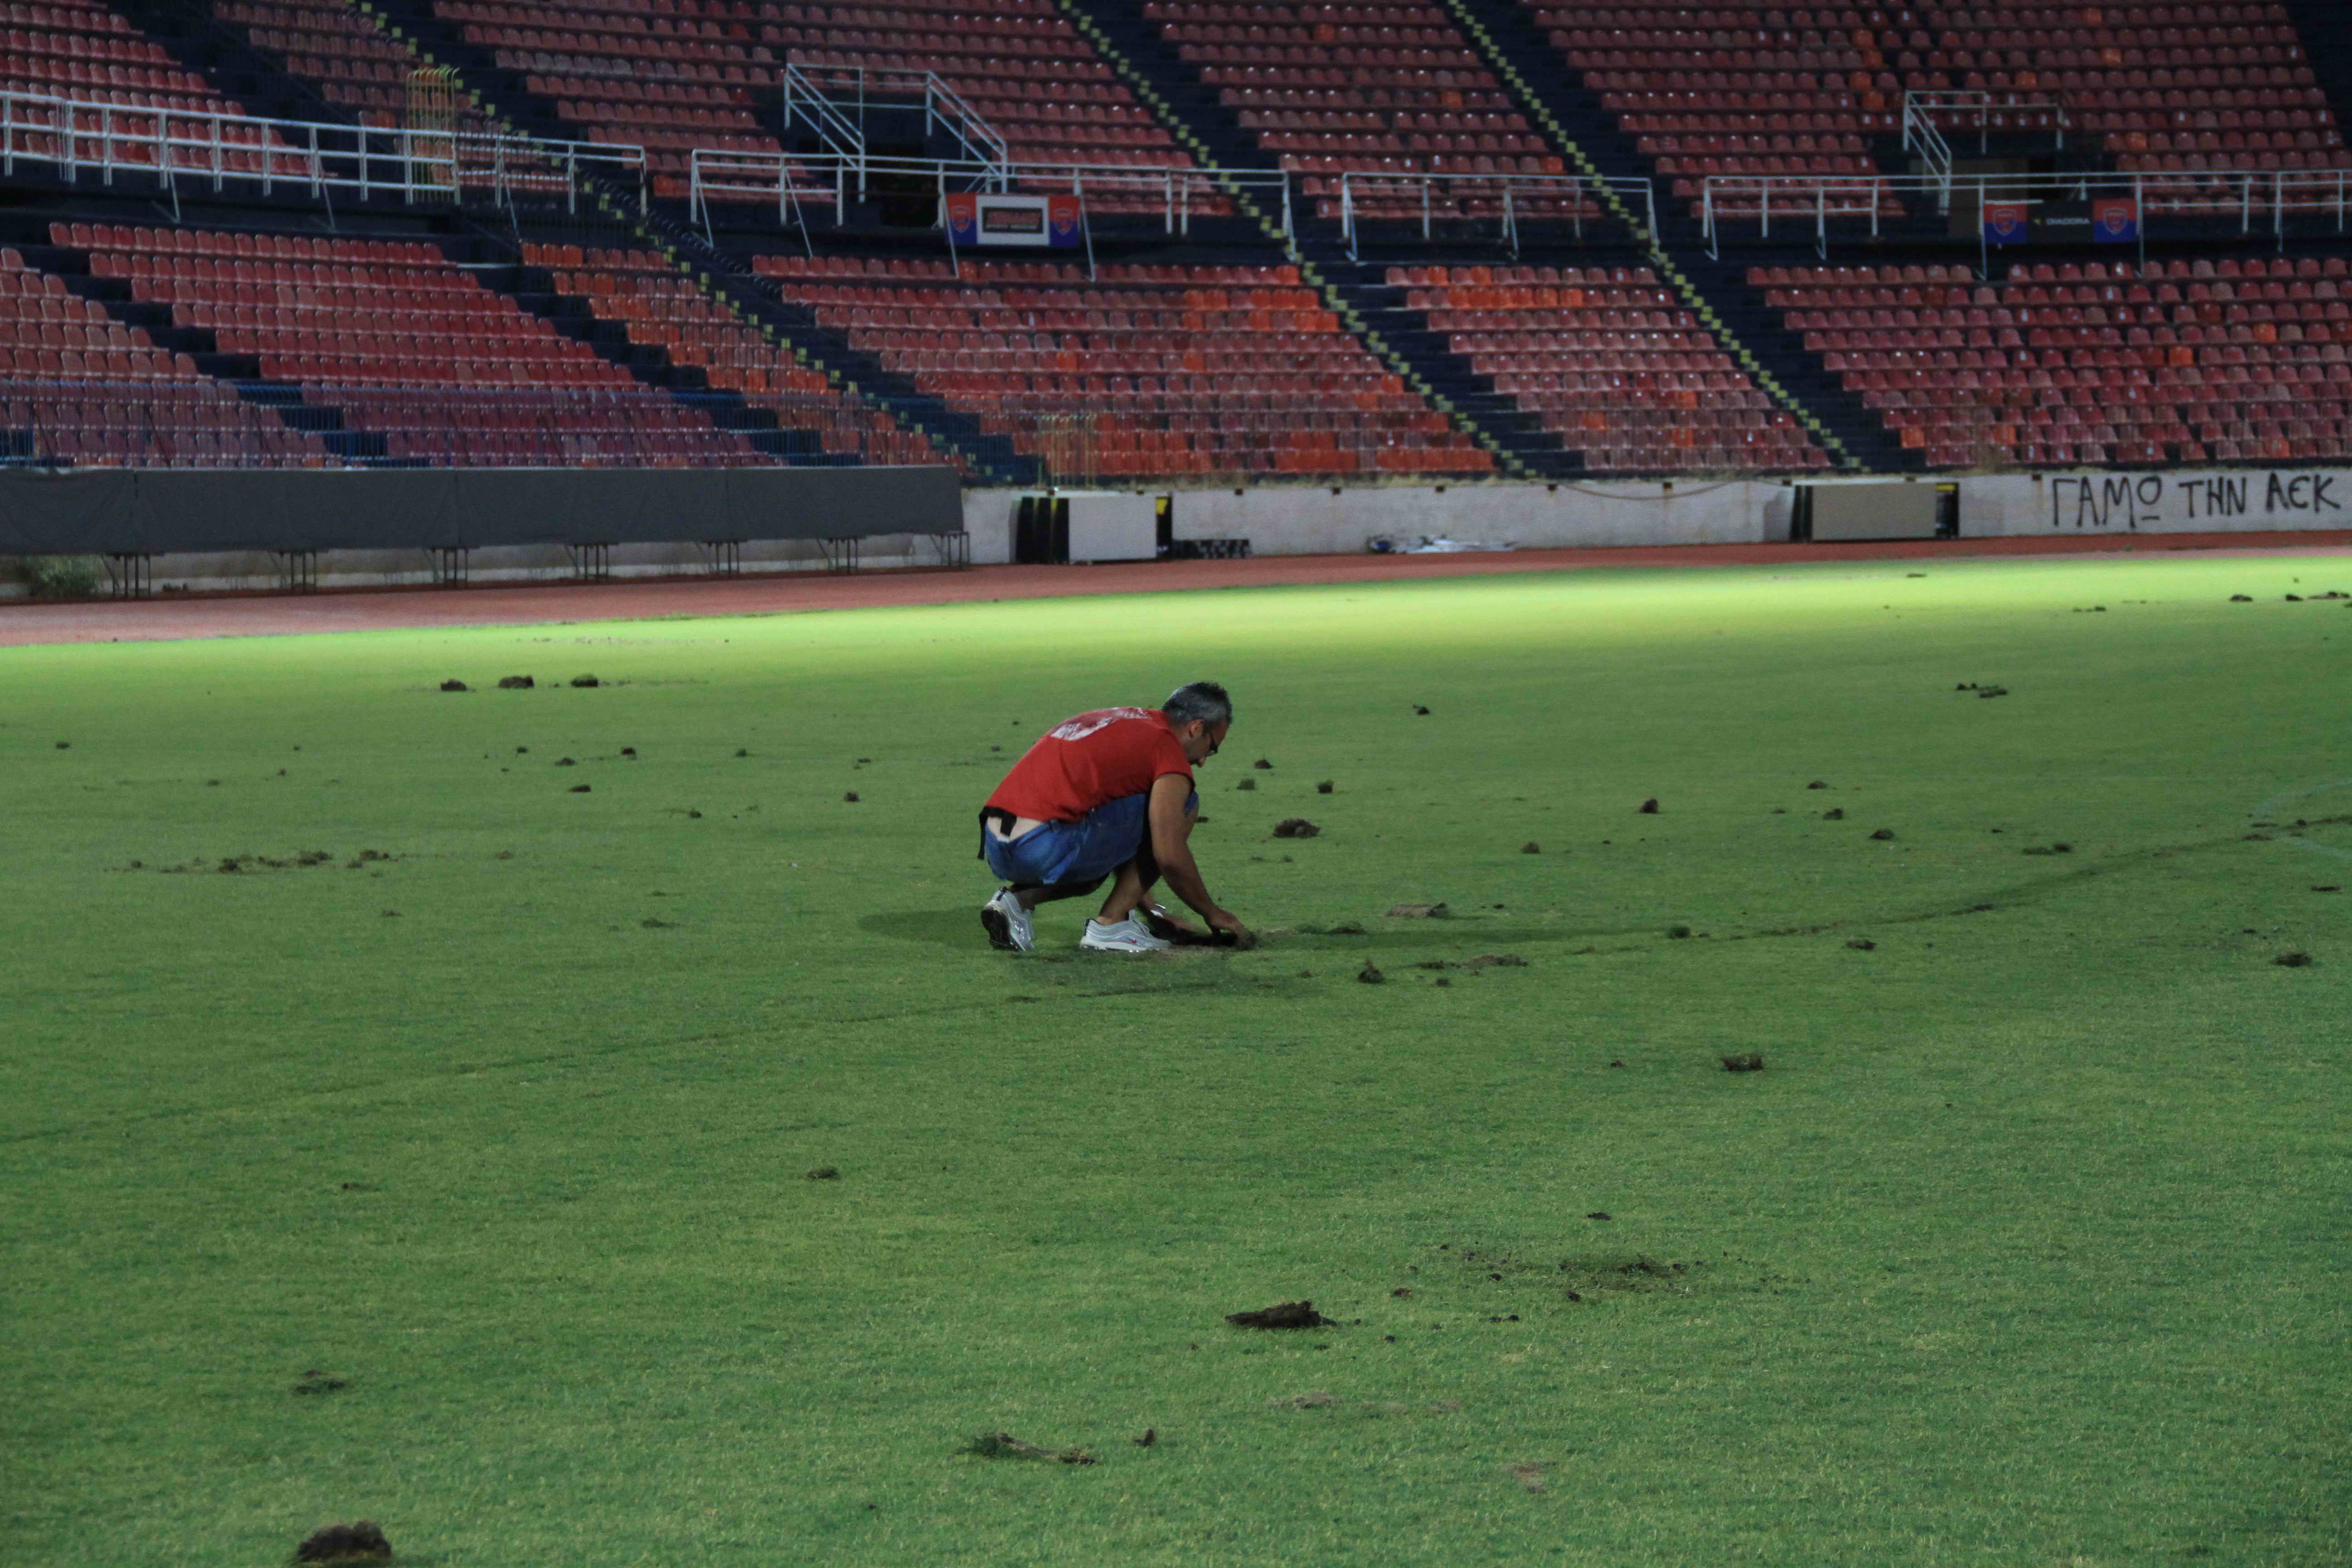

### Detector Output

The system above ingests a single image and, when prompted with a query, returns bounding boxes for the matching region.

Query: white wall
[1961,469,2352,537]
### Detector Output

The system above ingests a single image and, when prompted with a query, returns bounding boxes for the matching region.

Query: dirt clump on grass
[496,675,534,690]
[1869,828,1896,840]
[843,791,860,803]
[1317,780,1334,794]
[569,784,591,794]
[1235,777,1257,791]
[1133,1428,1156,1448]
[570,674,599,688]
[1269,1391,1339,1409]
[1666,924,1692,939]
[962,1432,1096,1465]
[1253,757,1274,770]
[1413,704,1431,715]
[292,1370,348,1396]
[1823,807,1845,820]
[439,680,468,693]
[1386,902,1446,918]
[1846,938,1877,951]
[1520,841,1541,854]
[1638,797,1659,813]
[293,1521,392,1563]
[1508,1461,1550,1494]
[1721,1052,1766,1072]
[805,1166,841,1180]
[1976,685,2010,699]
[1272,818,1319,838]
[2275,952,2314,967]
[2022,842,2073,856]
[1357,961,1386,984]
[1227,1300,1335,1329]
[1465,953,1527,969]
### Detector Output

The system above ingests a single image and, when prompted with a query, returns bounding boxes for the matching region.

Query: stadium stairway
[105,0,357,125]
[1434,0,1886,471]
[2,214,384,460]
[1054,0,1538,478]
[2279,0,2352,139]
[465,237,846,465]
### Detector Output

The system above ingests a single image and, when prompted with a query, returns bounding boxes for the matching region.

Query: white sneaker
[1080,915,1172,953]
[981,888,1034,952]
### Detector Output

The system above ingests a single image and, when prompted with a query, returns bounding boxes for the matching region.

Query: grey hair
[1163,681,1233,729]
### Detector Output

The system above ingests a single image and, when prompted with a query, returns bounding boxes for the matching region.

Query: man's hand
[1208,908,1255,949]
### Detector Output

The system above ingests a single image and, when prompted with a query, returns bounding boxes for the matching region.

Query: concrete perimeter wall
[6,470,2349,597]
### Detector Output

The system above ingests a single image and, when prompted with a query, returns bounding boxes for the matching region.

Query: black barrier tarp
[0,465,962,554]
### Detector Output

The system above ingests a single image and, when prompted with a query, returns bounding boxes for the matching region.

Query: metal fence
[1337,170,1660,258]
[0,88,646,217]
[1702,168,2352,259]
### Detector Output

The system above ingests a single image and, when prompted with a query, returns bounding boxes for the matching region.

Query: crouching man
[978,681,1253,954]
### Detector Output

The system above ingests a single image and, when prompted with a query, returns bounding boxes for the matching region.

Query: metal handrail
[1336,170,1658,259]
[1701,168,2352,260]
[1900,90,2071,212]
[0,88,646,215]
[783,61,1010,183]
[689,149,1290,241]
[778,60,867,167]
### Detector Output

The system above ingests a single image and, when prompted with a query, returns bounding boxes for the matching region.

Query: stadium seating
[439,0,782,197]
[1144,0,1570,218]
[72,224,770,466]
[521,242,945,466]
[217,0,490,132]
[1757,255,2352,467]
[1397,262,1826,471]
[1540,1,2344,215]
[0,0,286,175]
[770,0,1192,170]
[0,243,328,466]
[754,253,1495,478]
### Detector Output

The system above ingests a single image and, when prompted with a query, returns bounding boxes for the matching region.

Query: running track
[5,530,2350,647]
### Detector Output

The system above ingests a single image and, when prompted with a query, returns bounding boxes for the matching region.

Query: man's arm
[1147,771,1249,939]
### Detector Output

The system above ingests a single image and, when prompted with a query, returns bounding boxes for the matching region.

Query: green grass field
[5,553,2349,1568]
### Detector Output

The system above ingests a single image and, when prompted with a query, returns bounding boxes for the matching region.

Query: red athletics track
[5,529,2351,647]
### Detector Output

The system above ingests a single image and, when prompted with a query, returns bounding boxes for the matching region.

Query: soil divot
[2274,952,2314,967]
[2315,885,2342,893]
[1586,1211,1612,1221]
[1413,704,1431,715]
[1357,962,1385,984]
[805,1166,841,1180]
[497,676,534,690]
[1806,779,1828,789]
[1976,686,2009,699]
[1721,1053,1766,1072]
[1465,953,1527,968]
[1134,1428,1156,1448]
[570,675,599,688]
[843,791,860,803]
[569,784,591,794]
[1235,777,1257,791]
[1385,902,1446,918]
[621,747,637,757]
[292,1370,348,1396]
[293,1521,392,1563]
[1253,758,1274,770]
[2230,593,2253,602]
[1638,798,1659,814]
[1666,924,1692,939]
[1521,841,1541,853]
[1269,1391,1339,1409]
[2022,843,2073,856]
[1846,938,1876,951]
[962,1432,1096,1465]
[1508,1461,1550,1494]
[1228,1300,1335,1329]
[439,680,468,692]
[1272,818,1319,838]
[1869,828,1895,840]
[1316,780,1333,794]
[1823,807,1845,820]
[554,757,576,767]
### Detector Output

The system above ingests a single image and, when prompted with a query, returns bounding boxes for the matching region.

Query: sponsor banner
[2036,199,2093,239]
[1982,200,2031,245]
[2092,195,2141,242]
[947,193,1078,248]
[1048,193,1083,248]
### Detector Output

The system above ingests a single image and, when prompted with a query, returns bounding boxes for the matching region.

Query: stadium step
[5,219,386,460]
[105,0,357,125]
[471,234,851,466]
[1670,246,1913,474]
[1054,0,1284,176]
[1431,0,1875,472]
[347,0,578,146]
[2279,0,2352,143]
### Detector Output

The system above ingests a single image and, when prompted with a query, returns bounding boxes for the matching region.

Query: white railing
[783,61,1009,181]
[1901,90,2071,209]
[689,149,1291,242]
[1337,170,1658,258]
[777,59,867,165]
[1702,168,2352,259]
[0,88,647,214]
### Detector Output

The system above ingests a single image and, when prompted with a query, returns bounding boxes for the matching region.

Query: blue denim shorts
[982,789,1196,887]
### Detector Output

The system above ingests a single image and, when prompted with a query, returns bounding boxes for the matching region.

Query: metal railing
[0,88,647,216]
[689,150,1290,245]
[1337,170,1659,258]
[1900,90,2071,210]
[1702,168,2352,259]
[782,61,1009,181]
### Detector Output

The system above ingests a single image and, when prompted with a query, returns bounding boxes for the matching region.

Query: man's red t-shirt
[986,707,1193,822]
